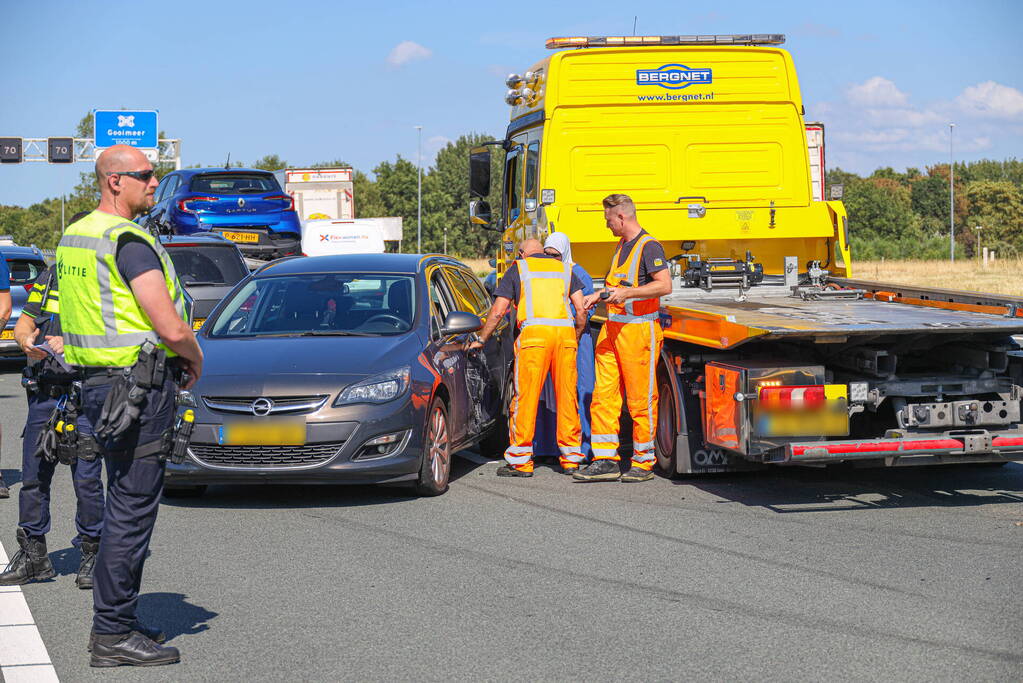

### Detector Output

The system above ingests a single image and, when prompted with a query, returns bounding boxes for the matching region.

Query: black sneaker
[496,465,533,477]
[572,459,621,481]
[90,631,179,667]
[621,466,655,482]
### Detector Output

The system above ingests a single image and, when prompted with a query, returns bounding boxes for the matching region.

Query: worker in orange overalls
[469,239,587,476]
[575,194,673,482]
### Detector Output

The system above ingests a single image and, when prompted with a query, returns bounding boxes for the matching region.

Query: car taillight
[23,284,34,293]
[177,196,220,213]
[758,385,828,409]
[264,194,295,211]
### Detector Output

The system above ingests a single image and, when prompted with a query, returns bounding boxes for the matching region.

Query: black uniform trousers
[80,373,177,635]
[19,390,104,542]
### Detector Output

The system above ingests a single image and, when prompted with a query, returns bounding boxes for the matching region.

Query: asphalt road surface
[0,359,1021,681]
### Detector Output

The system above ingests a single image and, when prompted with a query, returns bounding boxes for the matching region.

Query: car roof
[0,245,45,260]
[171,168,275,179]
[254,253,468,277]
[160,234,235,246]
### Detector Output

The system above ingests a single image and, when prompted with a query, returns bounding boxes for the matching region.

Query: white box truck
[274,168,354,222]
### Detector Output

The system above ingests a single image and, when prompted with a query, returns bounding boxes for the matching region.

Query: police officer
[470,239,587,475]
[57,145,202,668]
[0,245,106,588]
[576,194,672,482]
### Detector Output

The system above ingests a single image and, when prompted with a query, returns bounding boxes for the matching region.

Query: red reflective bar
[790,438,963,457]
[759,385,826,409]
[992,436,1023,448]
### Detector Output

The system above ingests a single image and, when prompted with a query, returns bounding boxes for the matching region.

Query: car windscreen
[208,273,416,337]
[166,245,248,287]
[188,173,280,195]
[5,258,45,285]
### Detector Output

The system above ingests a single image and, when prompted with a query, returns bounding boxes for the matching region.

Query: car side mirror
[440,311,482,336]
[488,258,496,268]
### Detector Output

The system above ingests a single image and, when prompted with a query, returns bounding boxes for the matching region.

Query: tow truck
[468,34,1023,474]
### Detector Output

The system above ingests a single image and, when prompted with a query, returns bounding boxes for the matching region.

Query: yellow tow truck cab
[470,34,850,280]
[469,35,1023,475]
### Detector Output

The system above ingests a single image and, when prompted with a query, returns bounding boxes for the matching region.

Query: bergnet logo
[636,64,713,90]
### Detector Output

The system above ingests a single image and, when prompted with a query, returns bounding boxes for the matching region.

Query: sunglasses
[107,169,157,182]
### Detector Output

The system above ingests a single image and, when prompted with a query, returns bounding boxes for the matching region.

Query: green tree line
[828,160,1023,260]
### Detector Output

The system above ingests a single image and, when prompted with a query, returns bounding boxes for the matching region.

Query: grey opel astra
[164,253,514,496]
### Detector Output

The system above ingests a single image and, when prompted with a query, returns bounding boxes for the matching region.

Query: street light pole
[949,122,955,262]
[415,125,423,253]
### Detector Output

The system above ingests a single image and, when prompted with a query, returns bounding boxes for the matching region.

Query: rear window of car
[166,245,248,286]
[6,258,45,285]
[189,173,280,195]
[208,273,416,338]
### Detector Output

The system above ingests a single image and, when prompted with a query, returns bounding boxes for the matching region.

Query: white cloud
[426,135,452,151]
[861,106,943,128]
[387,41,432,67]
[845,76,909,107]
[956,81,1023,119]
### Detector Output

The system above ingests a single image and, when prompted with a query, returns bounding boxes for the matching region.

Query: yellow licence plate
[0,330,13,340]
[192,318,205,330]
[222,230,259,243]
[219,421,305,446]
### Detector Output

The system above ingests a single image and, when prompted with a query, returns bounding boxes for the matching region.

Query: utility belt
[22,364,79,397]
[85,341,193,463]
[32,381,99,465]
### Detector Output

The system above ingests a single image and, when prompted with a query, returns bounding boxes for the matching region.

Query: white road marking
[0,539,60,682]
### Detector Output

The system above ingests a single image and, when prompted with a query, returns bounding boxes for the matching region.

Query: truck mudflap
[780,434,1023,463]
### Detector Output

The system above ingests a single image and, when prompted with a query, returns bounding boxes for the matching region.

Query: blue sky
[1,0,1021,206]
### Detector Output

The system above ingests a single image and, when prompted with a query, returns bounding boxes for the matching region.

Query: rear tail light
[264,194,295,212]
[758,385,827,408]
[177,196,221,214]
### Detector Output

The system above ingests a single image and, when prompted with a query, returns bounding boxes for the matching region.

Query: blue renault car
[139,168,302,260]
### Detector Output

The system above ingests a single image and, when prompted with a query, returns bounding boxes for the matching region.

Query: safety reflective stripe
[633,440,654,451]
[504,445,532,465]
[591,434,618,443]
[592,448,619,460]
[624,235,654,316]
[559,446,585,463]
[607,312,659,324]
[520,319,574,328]
[64,330,158,348]
[646,320,656,450]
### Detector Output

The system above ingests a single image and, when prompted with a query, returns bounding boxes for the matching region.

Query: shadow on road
[677,462,1023,513]
[160,450,487,510]
[137,592,218,641]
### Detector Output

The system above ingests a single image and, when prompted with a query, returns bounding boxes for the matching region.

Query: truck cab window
[524,141,539,202]
[505,147,522,224]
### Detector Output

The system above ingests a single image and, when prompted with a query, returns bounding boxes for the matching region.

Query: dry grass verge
[851,259,1023,297]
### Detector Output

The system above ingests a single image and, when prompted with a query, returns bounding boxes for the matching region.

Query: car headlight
[334,366,411,406]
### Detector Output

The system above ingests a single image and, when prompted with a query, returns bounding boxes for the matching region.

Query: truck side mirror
[469,147,491,198]
[470,199,497,230]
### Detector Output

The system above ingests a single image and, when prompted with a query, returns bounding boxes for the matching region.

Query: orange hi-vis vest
[605,234,659,324]
[515,257,574,329]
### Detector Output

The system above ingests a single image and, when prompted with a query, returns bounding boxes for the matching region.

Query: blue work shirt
[0,257,10,291]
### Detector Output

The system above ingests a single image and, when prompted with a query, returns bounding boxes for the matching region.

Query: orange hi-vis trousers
[589,318,663,470]
[505,326,583,472]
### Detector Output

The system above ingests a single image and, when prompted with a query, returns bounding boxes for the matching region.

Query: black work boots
[90,631,180,668]
[76,537,100,589]
[0,529,56,585]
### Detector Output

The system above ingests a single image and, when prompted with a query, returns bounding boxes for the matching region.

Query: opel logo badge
[238,198,246,208]
[250,397,274,416]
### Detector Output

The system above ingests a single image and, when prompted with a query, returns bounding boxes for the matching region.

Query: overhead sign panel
[0,138,22,163]
[93,109,158,148]
[47,137,74,163]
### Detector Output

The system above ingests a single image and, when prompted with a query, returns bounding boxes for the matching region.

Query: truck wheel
[415,397,451,496]
[655,374,678,478]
